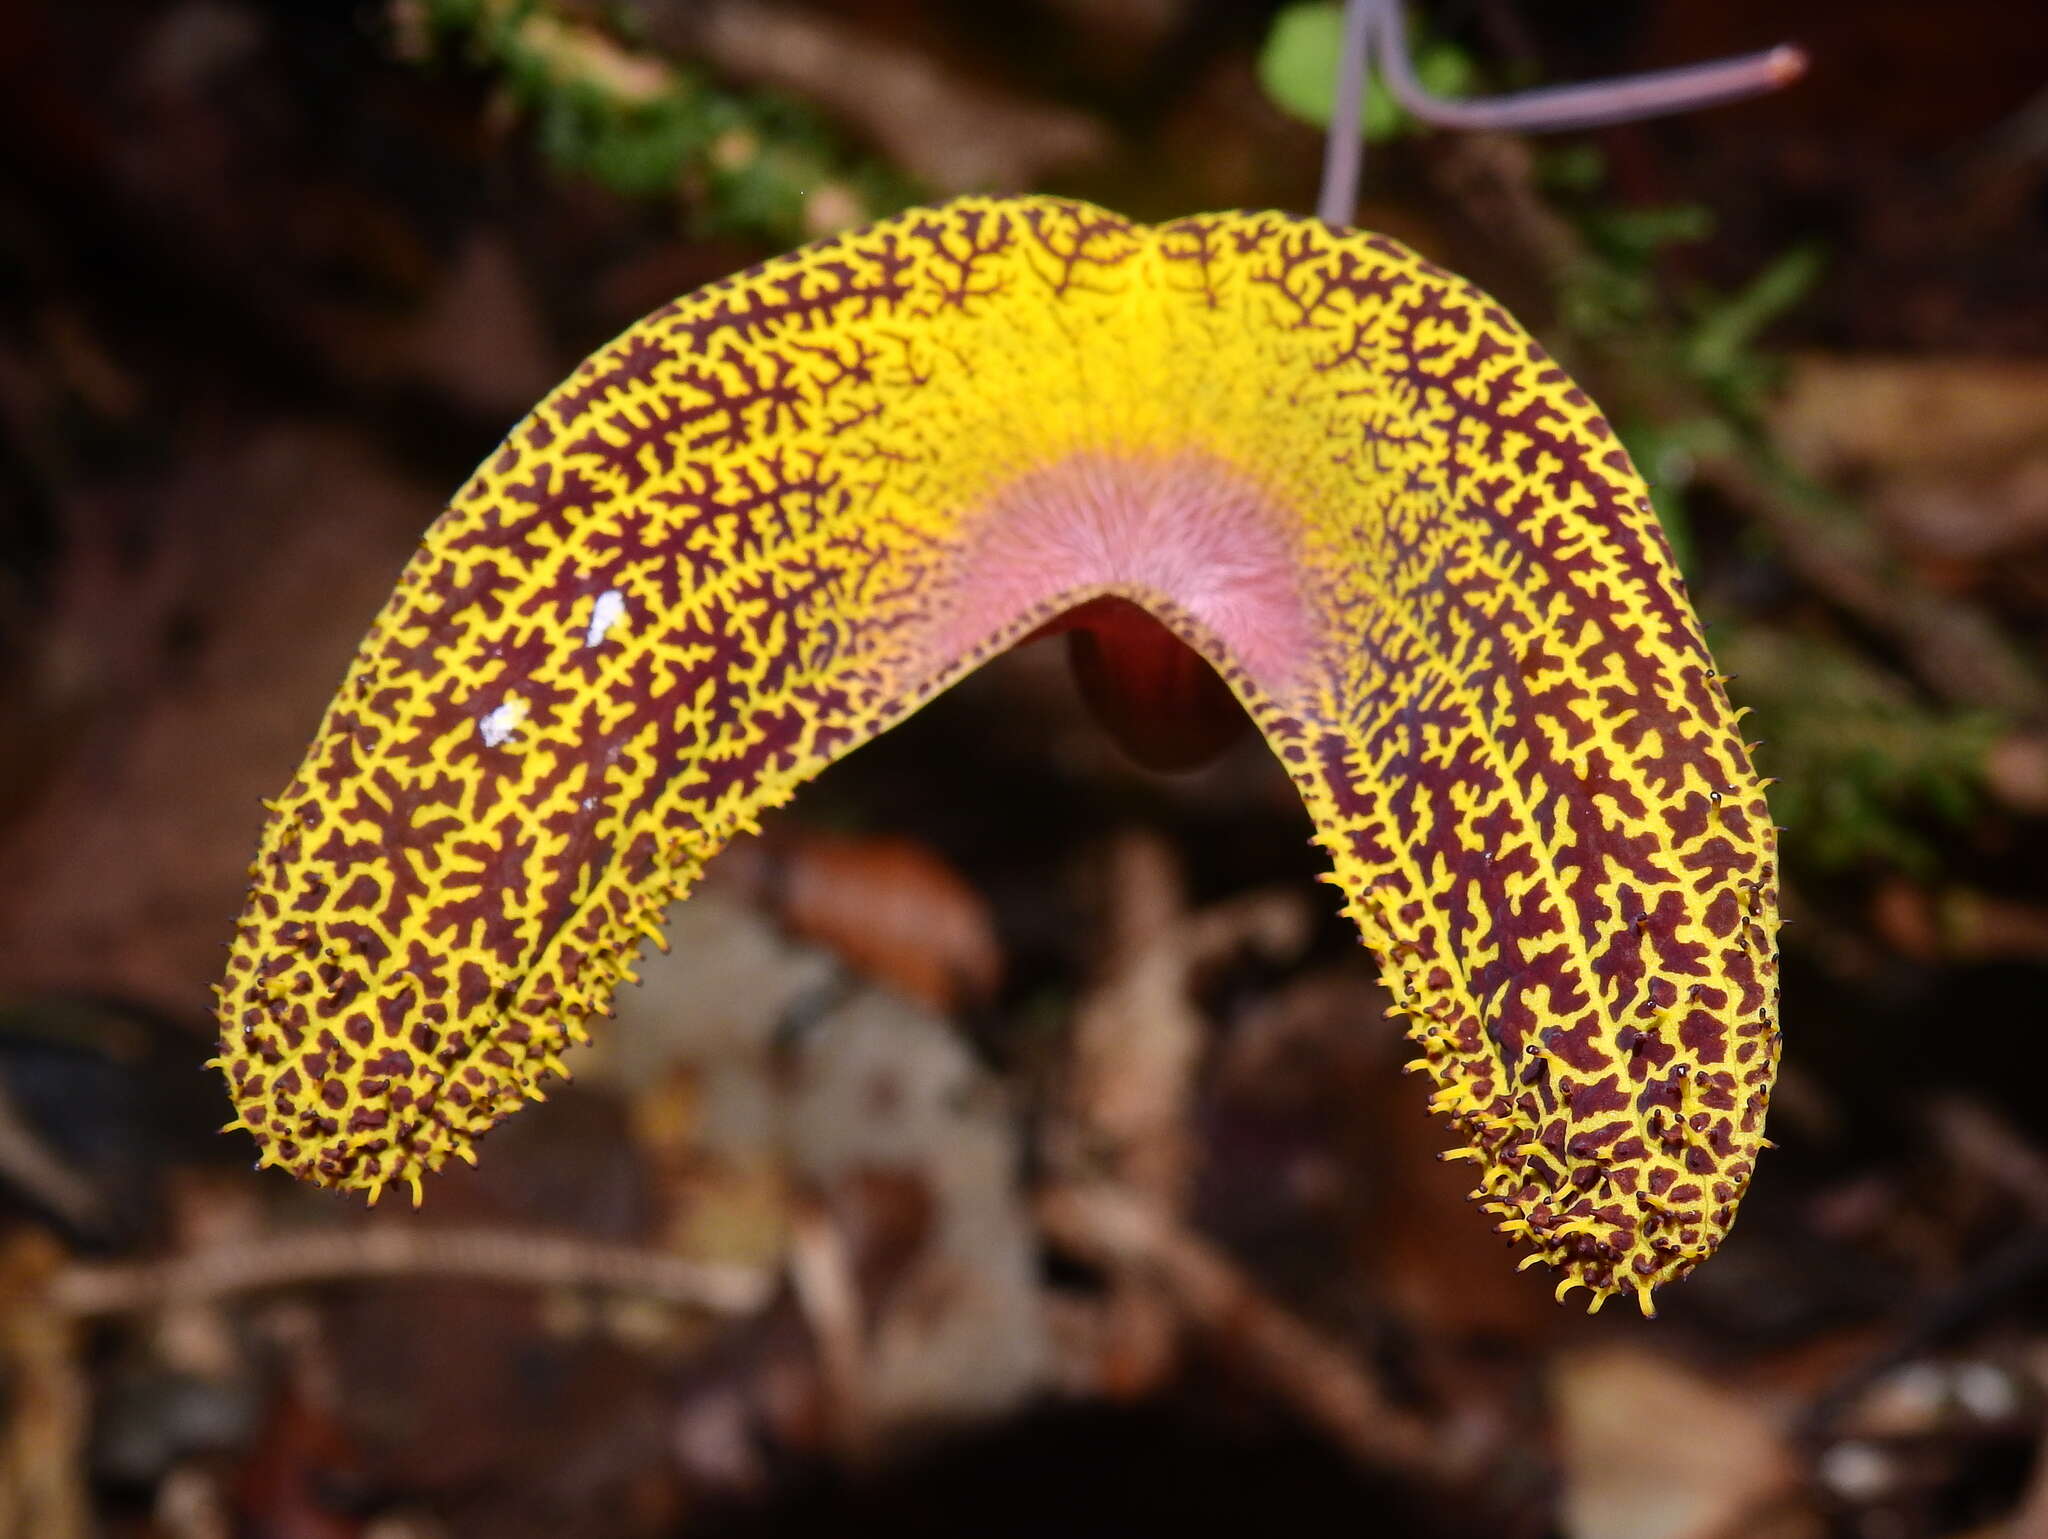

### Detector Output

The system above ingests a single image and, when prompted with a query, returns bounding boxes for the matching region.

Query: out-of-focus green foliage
[1538,147,1826,557]
[1718,626,1997,873]
[1257,2,1474,143]
[1532,147,2000,878]
[1545,150,1825,400]
[410,0,913,240]
[1682,244,1828,409]
[1542,148,1823,402]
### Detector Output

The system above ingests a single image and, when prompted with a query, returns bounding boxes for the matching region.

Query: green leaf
[1257,2,1474,142]
[1683,244,1826,389]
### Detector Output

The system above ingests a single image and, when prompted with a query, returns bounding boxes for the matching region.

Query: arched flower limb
[214,196,1780,1316]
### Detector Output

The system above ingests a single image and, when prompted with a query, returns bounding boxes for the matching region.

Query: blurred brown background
[2,1,2047,1535]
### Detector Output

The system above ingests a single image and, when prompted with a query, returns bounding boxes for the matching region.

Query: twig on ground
[786,1196,868,1456]
[2008,1344,2048,1539]
[1041,835,1312,1400]
[52,1224,773,1318]
[0,1079,106,1236]
[1426,132,2048,719]
[1794,1098,2048,1440]
[1796,1226,2048,1441]
[0,1231,90,1539]
[1927,1095,2048,1221]
[1699,453,2048,716]
[1051,834,1311,1207]
[680,0,1109,193]
[1038,1184,1456,1479]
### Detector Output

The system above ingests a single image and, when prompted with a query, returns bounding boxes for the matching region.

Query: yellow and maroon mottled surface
[216,196,1779,1312]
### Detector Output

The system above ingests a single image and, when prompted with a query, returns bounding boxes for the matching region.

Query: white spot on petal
[586,588,626,648]
[478,697,527,749]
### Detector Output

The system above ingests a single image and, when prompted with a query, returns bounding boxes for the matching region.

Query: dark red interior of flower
[1034,596,1251,772]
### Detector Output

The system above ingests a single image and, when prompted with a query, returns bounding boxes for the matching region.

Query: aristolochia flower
[214,196,1779,1314]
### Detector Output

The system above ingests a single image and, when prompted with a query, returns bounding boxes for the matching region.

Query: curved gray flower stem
[1317,0,1808,228]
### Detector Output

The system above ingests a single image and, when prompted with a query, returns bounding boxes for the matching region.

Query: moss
[406,0,915,241]
[1717,624,1999,874]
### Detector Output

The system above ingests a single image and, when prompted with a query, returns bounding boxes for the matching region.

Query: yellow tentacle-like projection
[216,196,1778,1313]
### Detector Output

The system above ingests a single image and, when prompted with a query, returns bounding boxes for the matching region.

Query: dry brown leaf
[687,0,1109,193]
[1777,356,2048,481]
[1554,1346,1808,1539]
[719,831,1003,1014]
[0,1229,88,1539]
